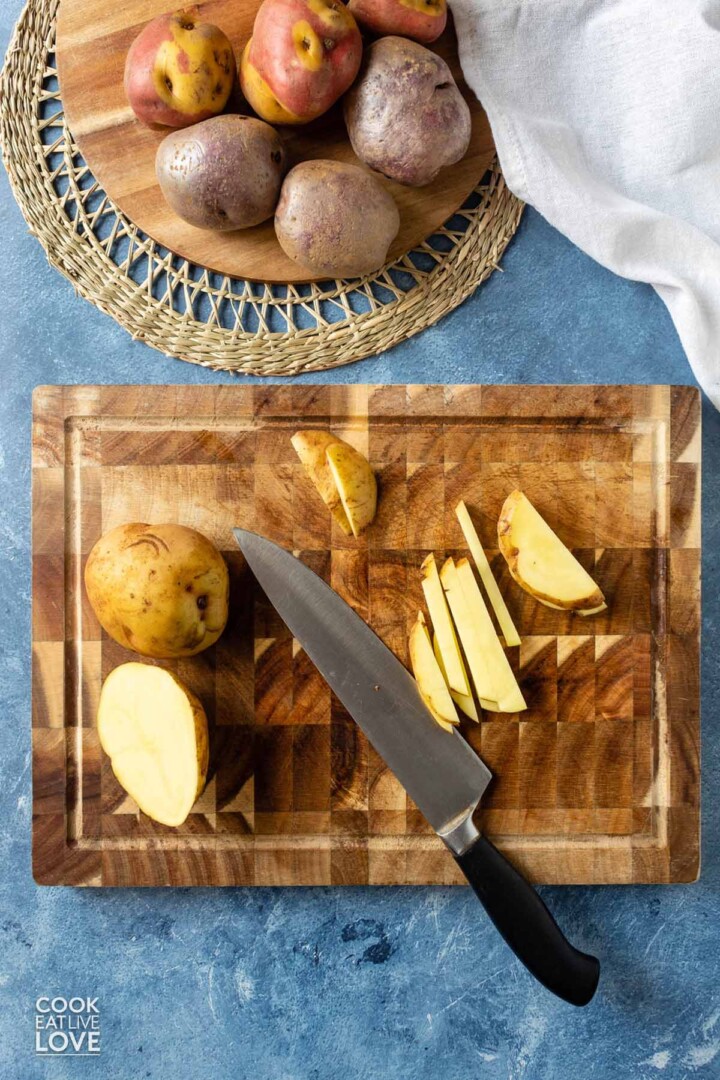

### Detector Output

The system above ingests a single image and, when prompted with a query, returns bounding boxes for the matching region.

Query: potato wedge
[455,500,521,647]
[420,553,472,696]
[326,442,377,538]
[439,558,497,710]
[440,558,526,713]
[454,559,526,713]
[291,430,353,535]
[432,633,479,722]
[408,612,458,730]
[498,490,606,613]
[98,663,209,827]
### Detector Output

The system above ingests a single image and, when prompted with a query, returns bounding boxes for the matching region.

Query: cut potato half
[408,612,458,731]
[291,430,353,535]
[98,663,209,827]
[455,500,521,647]
[326,442,377,538]
[432,633,479,722]
[498,491,606,613]
[420,553,472,696]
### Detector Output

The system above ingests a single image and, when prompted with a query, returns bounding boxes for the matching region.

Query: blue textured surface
[2,5,719,1075]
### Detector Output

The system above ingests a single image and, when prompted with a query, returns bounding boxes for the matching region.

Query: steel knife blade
[233,527,490,851]
[233,528,600,1006]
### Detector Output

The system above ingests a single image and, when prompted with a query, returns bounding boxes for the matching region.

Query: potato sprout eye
[197,595,208,610]
[165,76,173,92]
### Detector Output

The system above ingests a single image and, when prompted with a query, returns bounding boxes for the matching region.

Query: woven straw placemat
[0,0,523,376]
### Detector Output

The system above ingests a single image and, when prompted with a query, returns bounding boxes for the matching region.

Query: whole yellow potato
[85,523,229,658]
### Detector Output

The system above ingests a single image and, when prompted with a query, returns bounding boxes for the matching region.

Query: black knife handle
[455,834,600,1006]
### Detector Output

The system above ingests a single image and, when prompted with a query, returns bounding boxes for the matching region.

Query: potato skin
[274,160,400,277]
[156,115,286,230]
[84,523,229,658]
[124,9,234,129]
[344,36,471,186]
[348,0,447,44]
[240,0,363,124]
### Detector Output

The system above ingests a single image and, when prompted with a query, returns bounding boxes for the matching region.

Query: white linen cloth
[451,0,720,407]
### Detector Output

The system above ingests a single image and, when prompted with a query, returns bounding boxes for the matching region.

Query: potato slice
[432,633,479,722]
[326,442,377,538]
[420,553,472,696]
[454,559,526,713]
[455,500,521,647]
[408,612,459,730]
[440,558,526,713]
[498,491,606,613]
[291,430,353,535]
[98,663,209,827]
[439,558,499,710]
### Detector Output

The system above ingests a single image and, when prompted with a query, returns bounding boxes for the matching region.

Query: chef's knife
[234,529,600,1006]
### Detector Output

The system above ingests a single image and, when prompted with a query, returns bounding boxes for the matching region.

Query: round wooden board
[55,0,495,284]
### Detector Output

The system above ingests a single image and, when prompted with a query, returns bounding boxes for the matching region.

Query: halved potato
[455,500,521,647]
[420,553,472,696]
[291,430,353,535]
[408,612,458,731]
[498,491,606,614]
[98,663,209,827]
[326,442,377,538]
[432,633,479,722]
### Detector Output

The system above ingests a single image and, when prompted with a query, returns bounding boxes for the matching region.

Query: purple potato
[274,160,400,278]
[156,114,286,231]
[344,36,471,187]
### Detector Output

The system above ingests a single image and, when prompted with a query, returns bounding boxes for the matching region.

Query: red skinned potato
[156,115,286,230]
[348,0,447,44]
[274,160,400,277]
[124,8,234,128]
[240,0,362,124]
[344,36,471,186]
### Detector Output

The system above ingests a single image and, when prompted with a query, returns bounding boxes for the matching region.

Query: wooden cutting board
[54,0,494,283]
[31,384,700,886]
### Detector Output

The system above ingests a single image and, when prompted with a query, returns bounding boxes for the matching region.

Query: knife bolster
[439,811,480,856]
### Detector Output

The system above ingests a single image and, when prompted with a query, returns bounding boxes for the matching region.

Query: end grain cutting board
[32,384,700,886]
[54,1,494,283]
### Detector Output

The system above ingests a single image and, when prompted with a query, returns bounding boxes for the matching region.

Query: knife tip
[232,528,274,560]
